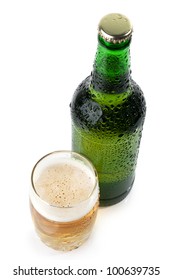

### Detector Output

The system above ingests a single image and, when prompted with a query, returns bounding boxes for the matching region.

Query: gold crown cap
[98,13,133,44]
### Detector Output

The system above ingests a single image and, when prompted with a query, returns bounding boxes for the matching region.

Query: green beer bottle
[70,13,146,206]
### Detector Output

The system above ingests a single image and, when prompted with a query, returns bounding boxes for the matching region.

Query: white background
[1,0,173,279]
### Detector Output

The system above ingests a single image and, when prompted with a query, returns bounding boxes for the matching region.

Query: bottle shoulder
[71,77,146,133]
[71,77,145,106]
[71,76,91,107]
[71,76,103,127]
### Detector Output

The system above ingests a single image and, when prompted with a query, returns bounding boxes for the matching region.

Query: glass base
[30,200,98,251]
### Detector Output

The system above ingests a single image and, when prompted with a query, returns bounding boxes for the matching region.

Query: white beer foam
[30,157,99,222]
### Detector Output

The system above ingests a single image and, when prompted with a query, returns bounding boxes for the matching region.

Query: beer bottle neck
[91,36,131,94]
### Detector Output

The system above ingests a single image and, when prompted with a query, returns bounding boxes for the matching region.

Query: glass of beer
[30,151,99,251]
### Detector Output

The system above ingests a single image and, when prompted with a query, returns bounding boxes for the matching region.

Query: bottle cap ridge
[98,13,133,44]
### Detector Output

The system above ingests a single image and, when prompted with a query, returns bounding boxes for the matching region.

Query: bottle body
[71,76,146,206]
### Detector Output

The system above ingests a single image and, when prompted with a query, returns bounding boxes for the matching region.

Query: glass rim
[31,150,99,209]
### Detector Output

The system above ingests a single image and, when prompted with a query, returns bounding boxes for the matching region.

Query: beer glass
[30,151,99,251]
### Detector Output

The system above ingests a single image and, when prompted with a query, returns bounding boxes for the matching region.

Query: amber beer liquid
[30,151,99,251]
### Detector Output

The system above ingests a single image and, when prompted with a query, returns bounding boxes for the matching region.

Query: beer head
[30,151,99,222]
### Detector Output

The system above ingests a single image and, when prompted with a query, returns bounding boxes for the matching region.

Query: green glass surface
[71,35,146,206]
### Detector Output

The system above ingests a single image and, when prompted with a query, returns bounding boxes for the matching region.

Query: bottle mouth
[98,34,131,50]
[98,13,133,44]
